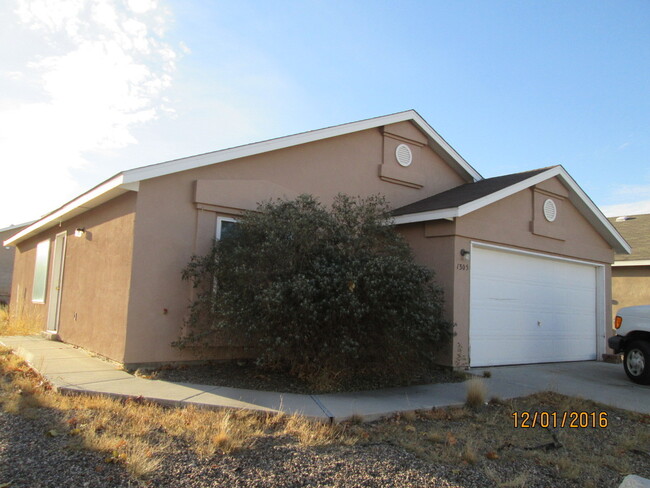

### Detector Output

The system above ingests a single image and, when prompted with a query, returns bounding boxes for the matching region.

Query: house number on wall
[456,263,469,271]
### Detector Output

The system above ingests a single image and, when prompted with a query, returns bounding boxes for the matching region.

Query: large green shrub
[178,194,451,386]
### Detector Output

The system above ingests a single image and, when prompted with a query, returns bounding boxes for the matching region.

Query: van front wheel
[624,340,650,385]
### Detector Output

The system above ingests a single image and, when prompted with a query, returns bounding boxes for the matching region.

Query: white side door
[46,232,67,332]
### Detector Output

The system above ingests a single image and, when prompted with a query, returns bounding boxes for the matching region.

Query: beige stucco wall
[401,178,615,368]
[397,224,459,366]
[123,121,468,364]
[612,266,650,320]
[0,227,25,304]
[10,192,136,362]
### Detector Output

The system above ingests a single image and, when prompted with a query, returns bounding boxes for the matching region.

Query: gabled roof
[608,213,650,265]
[393,168,550,217]
[392,165,631,255]
[5,110,481,247]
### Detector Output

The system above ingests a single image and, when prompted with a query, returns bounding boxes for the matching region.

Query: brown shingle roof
[392,167,552,217]
[608,213,650,261]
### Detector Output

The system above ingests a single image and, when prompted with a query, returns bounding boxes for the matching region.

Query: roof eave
[3,174,137,247]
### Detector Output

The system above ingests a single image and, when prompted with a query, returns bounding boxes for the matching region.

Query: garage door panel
[471,335,595,366]
[469,246,597,367]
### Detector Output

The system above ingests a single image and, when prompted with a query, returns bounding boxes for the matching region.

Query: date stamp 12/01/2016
[512,411,608,429]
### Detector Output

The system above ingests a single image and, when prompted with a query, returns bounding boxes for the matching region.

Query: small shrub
[488,396,507,406]
[401,410,417,423]
[462,443,478,464]
[466,378,487,408]
[426,432,445,443]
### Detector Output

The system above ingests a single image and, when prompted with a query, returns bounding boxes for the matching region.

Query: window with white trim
[216,217,238,240]
[32,239,50,303]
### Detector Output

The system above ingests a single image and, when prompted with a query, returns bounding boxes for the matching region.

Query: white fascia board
[393,208,459,225]
[554,167,631,255]
[121,110,483,185]
[612,260,650,267]
[408,112,482,182]
[3,175,131,247]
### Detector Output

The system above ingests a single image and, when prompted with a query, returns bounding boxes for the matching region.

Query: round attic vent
[543,199,557,222]
[395,144,412,167]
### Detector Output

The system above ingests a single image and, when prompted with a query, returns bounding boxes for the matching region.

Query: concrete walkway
[2,336,648,422]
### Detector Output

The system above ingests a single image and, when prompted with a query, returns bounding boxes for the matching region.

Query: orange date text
[512,411,608,428]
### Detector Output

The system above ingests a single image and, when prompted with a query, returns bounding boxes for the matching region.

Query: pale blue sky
[1,0,649,228]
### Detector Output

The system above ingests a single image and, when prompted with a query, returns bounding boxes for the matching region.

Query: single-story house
[608,213,650,319]
[4,110,630,368]
[0,222,34,305]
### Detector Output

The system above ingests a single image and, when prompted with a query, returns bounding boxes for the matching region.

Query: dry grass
[0,305,42,336]
[284,414,356,447]
[0,347,357,478]
[465,377,487,408]
[461,442,478,464]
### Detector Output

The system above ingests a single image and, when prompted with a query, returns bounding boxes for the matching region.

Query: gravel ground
[0,410,133,488]
[2,401,647,488]
[147,438,567,488]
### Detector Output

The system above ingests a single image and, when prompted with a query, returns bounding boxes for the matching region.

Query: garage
[469,244,601,367]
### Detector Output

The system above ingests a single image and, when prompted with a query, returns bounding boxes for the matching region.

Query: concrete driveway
[471,361,650,414]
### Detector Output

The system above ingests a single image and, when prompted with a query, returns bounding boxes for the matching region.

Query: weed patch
[465,377,487,408]
[0,305,42,336]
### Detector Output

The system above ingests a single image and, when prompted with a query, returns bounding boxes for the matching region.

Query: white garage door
[469,245,598,367]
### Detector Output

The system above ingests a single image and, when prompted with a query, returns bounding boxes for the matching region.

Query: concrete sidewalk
[1,335,472,421]
[2,335,648,421]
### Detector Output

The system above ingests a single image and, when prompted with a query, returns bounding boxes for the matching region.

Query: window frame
[216,217,238,240]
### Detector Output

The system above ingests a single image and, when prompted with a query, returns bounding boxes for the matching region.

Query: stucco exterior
[10,192,136,361]
[612,266,650,317]
[5,111,627,369]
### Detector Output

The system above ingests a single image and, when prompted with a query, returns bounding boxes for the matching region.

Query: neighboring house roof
[608,213,650,266]
[0,221,36,234]
[392,165,631,255]
[4,110,481,247]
